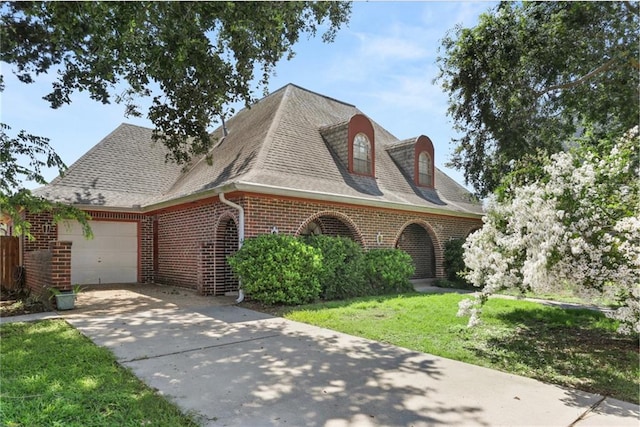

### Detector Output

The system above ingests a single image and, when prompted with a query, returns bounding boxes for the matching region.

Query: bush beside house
[229,235,415,305]
[227,234,323,305]
[362,249,415,294]
[304,235,367,300]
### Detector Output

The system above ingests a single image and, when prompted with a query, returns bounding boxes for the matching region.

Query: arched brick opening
[213,214,239,296]
[296,211,364,246]
[395,223,436,279]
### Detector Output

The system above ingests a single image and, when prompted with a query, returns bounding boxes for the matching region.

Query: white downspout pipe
[219,193,245,303]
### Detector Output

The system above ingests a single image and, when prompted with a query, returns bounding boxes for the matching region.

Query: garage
[58,220,138,284]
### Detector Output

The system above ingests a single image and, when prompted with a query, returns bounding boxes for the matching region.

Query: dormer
[387,135,435,189]
[320,114,376,178]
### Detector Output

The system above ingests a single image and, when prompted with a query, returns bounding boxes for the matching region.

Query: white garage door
[59,220,138,284]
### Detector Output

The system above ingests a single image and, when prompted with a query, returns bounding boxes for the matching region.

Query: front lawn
[0,320,198,427]
[278,293,639,404]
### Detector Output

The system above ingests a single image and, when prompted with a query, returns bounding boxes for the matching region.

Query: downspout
[219,193,245,303]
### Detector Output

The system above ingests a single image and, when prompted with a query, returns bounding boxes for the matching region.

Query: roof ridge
[273,83,356,109]
[120,122,153,131]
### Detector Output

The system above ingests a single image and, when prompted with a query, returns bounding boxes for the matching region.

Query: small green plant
[362,249,415,295]
[48,284,85,299]
[229,234,323,305]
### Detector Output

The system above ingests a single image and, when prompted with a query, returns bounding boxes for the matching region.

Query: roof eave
[65,204,145,213]
[232,182,484,219]
[140,182,483,219]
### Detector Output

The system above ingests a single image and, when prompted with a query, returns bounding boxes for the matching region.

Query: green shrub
[443,238,471,285]
[362,249,415,295]
[304,235,366,300]
[228,234,322,305]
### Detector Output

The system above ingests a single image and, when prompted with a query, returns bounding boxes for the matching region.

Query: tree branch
[535,56,619,97]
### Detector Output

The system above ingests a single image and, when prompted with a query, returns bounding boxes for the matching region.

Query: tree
[0,1,351,236]
[458,127,640,335]
[0,123,92,239]
[436,2,639,197]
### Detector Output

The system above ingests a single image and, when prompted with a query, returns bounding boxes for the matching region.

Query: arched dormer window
[348,114,375,177]
[353,133,372,175]
[414,135,435,188]
[418,152,432,187]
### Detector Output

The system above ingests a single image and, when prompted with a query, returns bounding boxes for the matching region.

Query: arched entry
[395,223,436,279]
[296,211,364,246]
[214,214,239,295]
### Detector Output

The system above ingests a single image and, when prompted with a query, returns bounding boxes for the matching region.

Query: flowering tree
[458,127,640,335]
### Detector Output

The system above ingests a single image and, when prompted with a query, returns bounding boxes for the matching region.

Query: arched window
[418,151,432,187]
[353,133,372,175]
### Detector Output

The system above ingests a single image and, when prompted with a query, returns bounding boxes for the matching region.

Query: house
[20,84,483,297]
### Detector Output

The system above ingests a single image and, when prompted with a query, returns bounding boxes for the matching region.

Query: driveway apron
[61,285,639,427]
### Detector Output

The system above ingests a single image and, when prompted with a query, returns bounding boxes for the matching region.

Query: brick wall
[50,241,72,290]
[243,194,482,279]
[23,211,57,252]
[24,249,51,297]
[155,200,239,293]
[153,193,482,293]
[20,193,482,295]
[23,241,72,298]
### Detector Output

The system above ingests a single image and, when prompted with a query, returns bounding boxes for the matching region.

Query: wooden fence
[1,236,20,289]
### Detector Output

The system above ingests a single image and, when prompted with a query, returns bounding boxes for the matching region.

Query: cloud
[322,1,491,86]
[356,32,430,62]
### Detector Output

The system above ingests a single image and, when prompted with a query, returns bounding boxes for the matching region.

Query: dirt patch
[0,288,48,317]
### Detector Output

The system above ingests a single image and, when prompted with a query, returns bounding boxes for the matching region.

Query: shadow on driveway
[60,284,639,427]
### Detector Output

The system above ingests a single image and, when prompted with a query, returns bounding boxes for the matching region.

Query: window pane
[418,152,432,186]
[353,133,371,174]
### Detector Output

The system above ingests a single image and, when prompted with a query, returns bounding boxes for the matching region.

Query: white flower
[461,129,640,334]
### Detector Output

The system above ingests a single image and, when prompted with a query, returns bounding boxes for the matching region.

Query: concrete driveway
[55,284,639,426]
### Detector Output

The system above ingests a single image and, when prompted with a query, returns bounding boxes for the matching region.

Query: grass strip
[281,293,639,404]
[0,319,198,427]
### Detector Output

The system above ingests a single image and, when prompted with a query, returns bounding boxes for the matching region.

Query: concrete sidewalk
[52,302,638,426]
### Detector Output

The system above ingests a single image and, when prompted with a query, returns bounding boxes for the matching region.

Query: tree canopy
[436,1,639,197]
[1,1,351,164]
[0,1,350,237]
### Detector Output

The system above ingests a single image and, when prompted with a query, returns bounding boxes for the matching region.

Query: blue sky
[2,1,496,191]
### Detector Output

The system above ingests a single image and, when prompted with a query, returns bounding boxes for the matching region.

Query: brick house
[20,84,482,297]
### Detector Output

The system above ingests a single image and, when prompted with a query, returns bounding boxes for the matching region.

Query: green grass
[0,320,198,427]
[280,293,639,404]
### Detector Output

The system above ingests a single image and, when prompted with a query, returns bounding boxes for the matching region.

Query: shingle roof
[33,124,182,208]
[35,84,482,216]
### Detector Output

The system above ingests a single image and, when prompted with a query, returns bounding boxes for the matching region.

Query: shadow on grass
[476,307,639,407]
[0,320,198,427]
